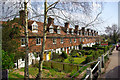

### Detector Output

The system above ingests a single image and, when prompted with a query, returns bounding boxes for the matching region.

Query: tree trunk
[24,0,29,80]
[36,0,47,79]
[17,60,18,69]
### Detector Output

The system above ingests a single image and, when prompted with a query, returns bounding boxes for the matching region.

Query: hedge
[43,61,79,72]
[85,55,93,63]
[83,47,97,50]
[60,51,68,59]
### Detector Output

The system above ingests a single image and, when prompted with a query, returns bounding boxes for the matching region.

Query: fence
[84,46,115,80]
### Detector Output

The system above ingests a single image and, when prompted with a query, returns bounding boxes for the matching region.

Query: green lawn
[9,66,68,78]
[8,72,24,79]
[64,56,86,64]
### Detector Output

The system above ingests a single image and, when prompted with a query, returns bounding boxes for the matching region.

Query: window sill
[21,45,25,47]
[61,42,63,44]
[53,43,56,44]
[36,44,41,46]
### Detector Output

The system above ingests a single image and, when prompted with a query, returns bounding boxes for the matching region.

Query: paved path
[100,47,120,79]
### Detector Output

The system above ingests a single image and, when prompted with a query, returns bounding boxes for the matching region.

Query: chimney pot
[65,22,69,29]
[19,10,28,25]
[75,25,79,30]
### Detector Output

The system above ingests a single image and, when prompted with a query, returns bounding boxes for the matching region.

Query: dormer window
[57,26,60,34]
[80,38,81,42]
[71,29,74,35]
[77,31,79,35]
[80,31,82,36]
[86,32,88,36]
[32,22,38,33]
[67,28,69,34]
[49,25,54,33]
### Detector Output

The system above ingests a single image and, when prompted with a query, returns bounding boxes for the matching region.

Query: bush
[52,57,64,62]
[33,63,39,68]
[85,55,93,63]
[2,50,15,69]
[89,50,95,55]
[79,50,86,56]
[68,56,74,63]
[70,70,79,77]
[83,47,97,50]
[60,51,68,59]
[98,50,104,54]
[52,52,60,59]
[70,50,80,57]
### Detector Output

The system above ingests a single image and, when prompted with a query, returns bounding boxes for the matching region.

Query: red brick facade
[2,10,101,55]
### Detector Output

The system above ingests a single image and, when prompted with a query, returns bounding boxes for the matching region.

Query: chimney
[87,29,89,35]
[19,10,28,26]
[48,17,54,25]
[65,22,69,29]
[91,30,93,33]
[75,25,79,30]
[82,27,85,31]
[75,25,79,34]
[82,27,85,35]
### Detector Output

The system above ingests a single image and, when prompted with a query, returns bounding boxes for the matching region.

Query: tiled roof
[1,17,98,38]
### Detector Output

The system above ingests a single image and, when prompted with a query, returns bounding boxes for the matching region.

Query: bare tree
[24,0,29,80]
[105,24,119,43]
[1,0,104,79]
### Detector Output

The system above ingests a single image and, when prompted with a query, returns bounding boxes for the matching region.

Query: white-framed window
[67,28,69,34]
[77,31,79,35]
[53,38,56,44]
[83,32,85,36]
[49,25,54,33]
[33,25,38,30]
[36,38,41,45]
[61,38,63,44]
[86,32,88,36]
[70,38,72,43]
[83,38,84,42]
[81,31,82,36]
[89,33,91,36]
[80,38,81,42]
[32,22,38,33]
[71,29,74,35]
[57,26,60,34]
[21,38,25,47]
[74,38,76,43]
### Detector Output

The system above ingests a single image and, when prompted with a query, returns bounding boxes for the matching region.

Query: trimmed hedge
[83,47,97,50]
[85,55,93,63]
[42,61,79,72]
[60,51,68,59]
[51,61,63,71]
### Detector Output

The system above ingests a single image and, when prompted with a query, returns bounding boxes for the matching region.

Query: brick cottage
[2,10,101,68]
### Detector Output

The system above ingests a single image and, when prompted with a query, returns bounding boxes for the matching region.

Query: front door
[67,47,69,54]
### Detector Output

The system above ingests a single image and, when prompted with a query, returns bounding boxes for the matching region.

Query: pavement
[100,47,120,79]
